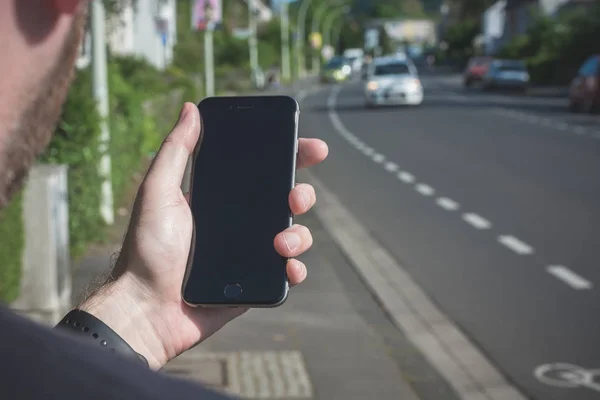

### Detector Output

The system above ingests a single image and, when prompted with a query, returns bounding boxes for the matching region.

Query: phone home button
[224,283,242,300]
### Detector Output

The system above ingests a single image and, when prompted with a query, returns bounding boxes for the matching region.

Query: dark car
[464,56,493,87]
[568,54,600,113]
[320,56,352,83]
[482,59,530,92]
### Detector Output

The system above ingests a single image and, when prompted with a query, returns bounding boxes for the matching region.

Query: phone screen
[183,96,298,306]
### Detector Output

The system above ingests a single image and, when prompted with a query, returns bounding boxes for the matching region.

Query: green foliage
[496,4,600,84]
[0,192,23,303]
[42,69,106,258]
[443,19,481,67]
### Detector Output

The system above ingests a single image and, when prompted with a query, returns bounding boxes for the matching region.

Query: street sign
[321,45,334,60]
[192,0,223,31]
[309,32,322,50]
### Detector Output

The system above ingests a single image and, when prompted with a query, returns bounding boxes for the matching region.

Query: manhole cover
[166,351,313,399]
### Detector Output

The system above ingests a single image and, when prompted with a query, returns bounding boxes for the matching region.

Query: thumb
[143,103,201,194]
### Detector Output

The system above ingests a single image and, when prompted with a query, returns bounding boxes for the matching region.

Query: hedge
[0,192,23,303]
[0,55,194,303]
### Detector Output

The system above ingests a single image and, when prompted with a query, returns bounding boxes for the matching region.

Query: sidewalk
[71,170,431,400]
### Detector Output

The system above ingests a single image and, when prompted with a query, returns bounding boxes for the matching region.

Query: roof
[373,55,410,65]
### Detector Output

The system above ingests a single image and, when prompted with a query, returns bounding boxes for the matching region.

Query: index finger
[297,138,329,169]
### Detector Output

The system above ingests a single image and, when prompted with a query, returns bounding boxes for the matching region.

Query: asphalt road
[299,72,600,400]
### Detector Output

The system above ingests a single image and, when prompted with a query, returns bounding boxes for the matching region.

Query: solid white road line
[547,266,593,290]
[415,184,435,196]
[436,197,459,211]
[498,235,534,255]
[373,153,385,163]
[363,147,375,156]
[384,162,399,172]
[398,172,415,184]
[462,213,492,230]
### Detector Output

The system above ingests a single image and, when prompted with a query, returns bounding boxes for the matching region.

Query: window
[578,56,599,77]
[374,63,411,75]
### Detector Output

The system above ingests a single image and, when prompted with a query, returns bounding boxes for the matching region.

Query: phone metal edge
[181,98,299,308]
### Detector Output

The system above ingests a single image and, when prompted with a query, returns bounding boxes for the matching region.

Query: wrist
[78,272,167,370]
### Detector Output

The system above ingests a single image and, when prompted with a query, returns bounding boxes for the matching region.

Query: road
[299,73,600,400]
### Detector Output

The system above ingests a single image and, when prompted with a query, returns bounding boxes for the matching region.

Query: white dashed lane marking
[415,184,435,196]
[324,84,591,292]
[436,197,460,211]
[373,153,385,163]
[547,266,593,290]
[398,171,416,183]
[498,235,534,255]
[462,213,492,230]
[384,162,399,172]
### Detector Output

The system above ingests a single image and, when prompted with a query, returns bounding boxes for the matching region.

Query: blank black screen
[183,96,298,306]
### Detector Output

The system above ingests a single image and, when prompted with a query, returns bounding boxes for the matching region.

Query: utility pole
[295,0,312,78]
[310,2,329,75]
[280,1,291,82]
[324,6,347,48]
[332,23,342,53]
[248,0,259,77]
[204,23,215,97]
[91,0,114,225]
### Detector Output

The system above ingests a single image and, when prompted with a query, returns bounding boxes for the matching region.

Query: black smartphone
[182,95,299,307]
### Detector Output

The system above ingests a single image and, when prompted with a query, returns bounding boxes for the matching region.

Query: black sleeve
[0,306,236,400]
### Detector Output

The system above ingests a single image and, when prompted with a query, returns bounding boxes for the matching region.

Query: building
[482,1,507,55]
[108,0,177,71]
[76,0,177,71]
[502,0,594,42]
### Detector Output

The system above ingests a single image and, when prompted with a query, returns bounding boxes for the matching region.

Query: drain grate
[166,351,313,399]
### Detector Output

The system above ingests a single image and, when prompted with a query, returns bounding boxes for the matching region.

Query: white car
[364,56,423,108]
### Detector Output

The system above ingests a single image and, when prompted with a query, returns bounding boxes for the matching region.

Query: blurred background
[2,1,600,400]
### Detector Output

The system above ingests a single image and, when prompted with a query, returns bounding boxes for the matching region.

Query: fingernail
[293,261,304,275]
[283,233,301,252]
[177,104,189,122]
[300,190,309,210]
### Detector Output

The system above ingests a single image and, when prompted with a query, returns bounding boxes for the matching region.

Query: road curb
[306,172,528,400]
[296,84,529,400]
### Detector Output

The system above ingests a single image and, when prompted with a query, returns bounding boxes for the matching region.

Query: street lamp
[295,0,313,78]
[332,22,343,52]
[323,6,349,48]
[311,0,345,74]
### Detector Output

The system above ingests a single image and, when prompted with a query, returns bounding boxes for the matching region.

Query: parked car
[364,55,423,108]
[464,56,493,87]
[320,56,352,83]
[482,59,530,92]
[568,54,600,113]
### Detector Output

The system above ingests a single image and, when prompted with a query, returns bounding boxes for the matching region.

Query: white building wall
[108,0,177,71]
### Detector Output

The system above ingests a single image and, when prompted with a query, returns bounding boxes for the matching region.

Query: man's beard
[0,10,86,208]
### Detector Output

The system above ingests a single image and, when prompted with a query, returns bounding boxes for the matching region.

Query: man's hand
[78,103,328,370]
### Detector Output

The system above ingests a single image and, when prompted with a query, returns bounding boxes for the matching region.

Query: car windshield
[326,57,347,68]
[374,63,410,76]
[496,61,526,71]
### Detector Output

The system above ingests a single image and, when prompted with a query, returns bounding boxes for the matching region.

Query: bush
[42,69,106,258]
[497,5,600,85]
[0,192,23,303]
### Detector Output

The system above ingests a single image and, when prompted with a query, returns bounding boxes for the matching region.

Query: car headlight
[366,81,379,91]
[406,78,421,91]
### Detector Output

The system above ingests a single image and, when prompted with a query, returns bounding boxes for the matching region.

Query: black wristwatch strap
[55,309,149,367]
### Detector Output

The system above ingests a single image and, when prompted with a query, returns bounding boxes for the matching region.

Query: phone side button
[224,283,243,300]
